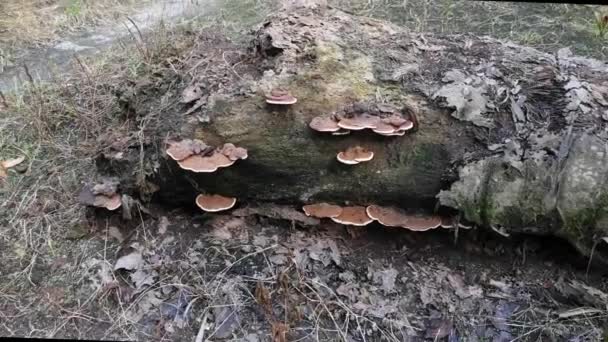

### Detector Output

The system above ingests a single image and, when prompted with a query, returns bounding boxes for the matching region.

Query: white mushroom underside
[266,98,298,105]
[331,217,373,226]
[336,154,360,164]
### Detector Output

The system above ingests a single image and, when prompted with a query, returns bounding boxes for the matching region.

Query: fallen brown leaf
[271,322,289,342]
[0,155,26,185]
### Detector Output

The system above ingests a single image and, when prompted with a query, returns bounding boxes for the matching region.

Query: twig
[73,54,93,85]
[22,64,35,84]
[0,90,7,108]
[195,311,210,342]
[126,16,149,59]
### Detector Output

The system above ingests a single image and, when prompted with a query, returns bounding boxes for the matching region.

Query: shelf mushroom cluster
[167,139,248,173]
[166,138,246,212]
[303,203,461,231]
[78,180,122,211]
[309,103,415,137]
[336,146,374,165]
[265,89,297,105]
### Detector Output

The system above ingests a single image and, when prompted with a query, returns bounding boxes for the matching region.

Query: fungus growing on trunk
[178,153,235,173]
[337,114,380,130]
[337,146,374,165]
[365,205,408,227]
[309,117,340,132]
[169,140,247,173]
[366,205,442,231]
[166,139,209,161]
[302,203,343,218]
[94,194,123,211]
[219,143,249,161]
[371,122,396,135]
[78,182,122,211]
[331,206,374,226]
[401,215,442,231]
[196,194,237,212]
[308,106,415,137]
[266,89,297,105]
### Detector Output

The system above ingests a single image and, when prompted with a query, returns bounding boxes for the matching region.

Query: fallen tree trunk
[104,6,608,258]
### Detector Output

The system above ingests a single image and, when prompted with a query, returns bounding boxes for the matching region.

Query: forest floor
[1,1,608,341]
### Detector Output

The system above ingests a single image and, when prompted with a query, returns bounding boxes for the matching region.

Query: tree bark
[107,7,608,257]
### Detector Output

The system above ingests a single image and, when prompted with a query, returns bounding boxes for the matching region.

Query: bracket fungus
[196,194,237,212]
[265,89,297,105]
[78,181,122,211]
[366,205,442,231]
[309,117,341,132]
[308,103,415,137]
[337,146,374,165]
[302,203,343,218]
[166,139,210,161]
[167,139,248,173]
[219,143,248,161]
[331,206,374,226]
[337,114,380,130]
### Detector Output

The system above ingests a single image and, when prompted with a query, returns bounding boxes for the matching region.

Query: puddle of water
[0,0,218,93]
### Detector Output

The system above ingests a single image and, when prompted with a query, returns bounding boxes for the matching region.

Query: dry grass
[329,0,608,60]
[0,0,148,45]
[0,15,199,338]
[2,1,608,340]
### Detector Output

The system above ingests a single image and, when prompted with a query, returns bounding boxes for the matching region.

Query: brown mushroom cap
[366,205,442,231]
[309,117,341,132]
[395,120,414,131]
[166,139,209,161]
[178,153,235,173]
[331,206,374,226]
[403,215,442,231]
[337,146,374,165]
[269,89,289,97]
[166,141,194,161]
[365,205,408,227]
[93,193,122,211]
[302,203,343,218]
[371,122,397,134]
[337,114,380,130]
[196,194,237,212]
[266,89,297,105]
[382,115,408,127]
[219,143,248,161]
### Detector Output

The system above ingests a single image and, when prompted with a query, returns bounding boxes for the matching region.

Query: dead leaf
[372,267,398,294]
[271,322,289,342]
[255,281,272,316]
[212,306,240,339]
[131,269,156,289]
[114,252,143,271]
[158,216,170,235]
[424,318,453,339]
[108,226,124,243]
[0,155,26,184]
[181,85,203,103]
[1,156,25,169]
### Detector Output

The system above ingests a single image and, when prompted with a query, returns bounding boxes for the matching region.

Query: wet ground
[1,1,608,341]
[0,0,221,92]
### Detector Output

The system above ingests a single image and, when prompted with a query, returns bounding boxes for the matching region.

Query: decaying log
[103,6,608,258]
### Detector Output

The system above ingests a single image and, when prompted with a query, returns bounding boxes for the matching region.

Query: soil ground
[2,1,608,341]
